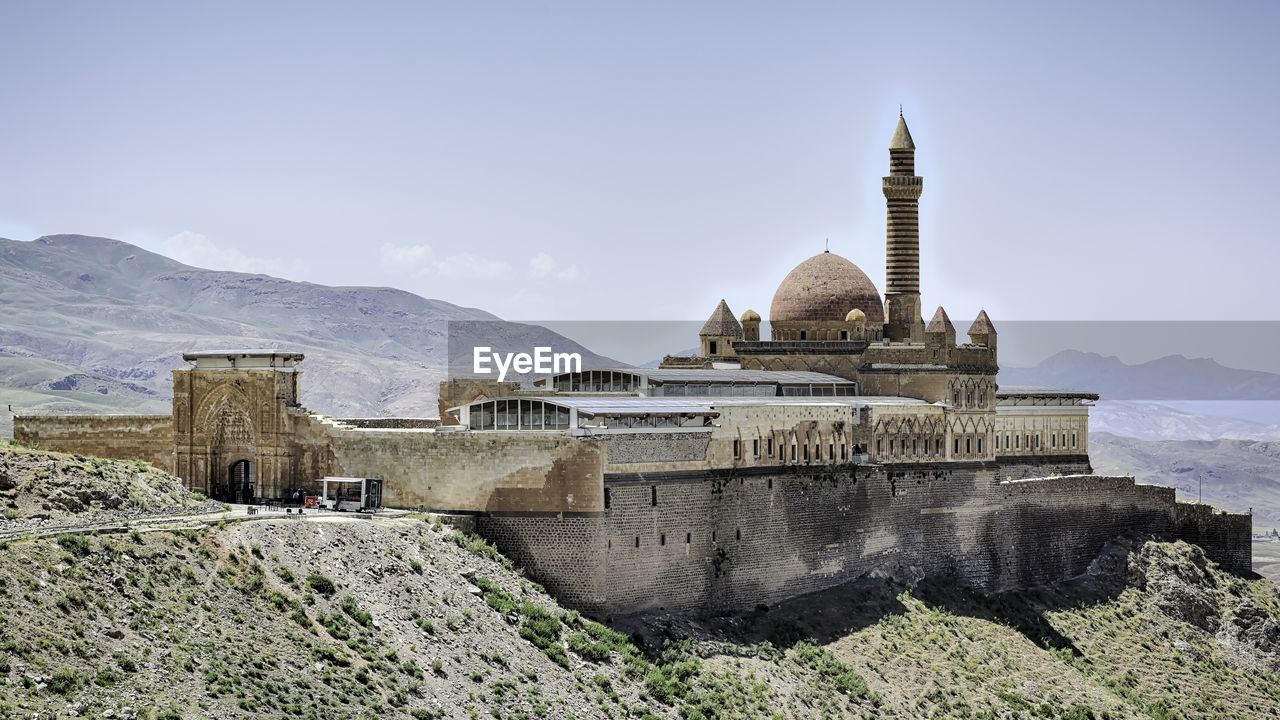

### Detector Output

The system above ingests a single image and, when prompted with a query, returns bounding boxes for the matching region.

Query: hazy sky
[2,1,1277,323]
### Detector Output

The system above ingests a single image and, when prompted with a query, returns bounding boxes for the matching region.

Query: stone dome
[740,309,761,323]
[845,308,867,324]
[770,251,885,324]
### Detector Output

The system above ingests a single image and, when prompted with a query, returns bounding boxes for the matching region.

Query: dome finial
[899,104,903,118]
[825,237,829,253]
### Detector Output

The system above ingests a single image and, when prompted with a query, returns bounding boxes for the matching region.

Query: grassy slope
[1,449,1280,719]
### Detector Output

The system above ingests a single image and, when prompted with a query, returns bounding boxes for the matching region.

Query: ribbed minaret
[883,111,925,343]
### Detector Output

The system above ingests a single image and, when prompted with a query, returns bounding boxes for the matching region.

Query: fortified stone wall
[987,476,1178,590]
[478,516,608,612]
[1172,502,1254,574]
[293,415,607,514]
[518,465,1252,617]
[13,415,174,471]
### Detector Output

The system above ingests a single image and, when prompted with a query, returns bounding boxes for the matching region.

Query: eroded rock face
[1126,541,1222,631]
[1218,600,1280,670]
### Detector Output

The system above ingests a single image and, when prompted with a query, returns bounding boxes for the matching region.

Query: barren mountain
[1090,400,1280,442]
[0,235,620,431]
[1089,432,1280,532]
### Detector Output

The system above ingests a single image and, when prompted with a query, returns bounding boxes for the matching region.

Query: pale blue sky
[2,1,1276,323]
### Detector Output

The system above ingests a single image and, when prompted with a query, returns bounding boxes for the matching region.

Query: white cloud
[380,242,510,279]
[436,252,510,279]
[529,251,582,282]
[164,231,305,278]
[379,242,435,269]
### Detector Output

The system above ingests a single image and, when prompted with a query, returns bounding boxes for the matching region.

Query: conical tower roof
[926,306,955,334]
[968,309,996,335]
[700,299,742,338]
[890,113,915,150]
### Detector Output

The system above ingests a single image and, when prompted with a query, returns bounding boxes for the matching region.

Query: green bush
[47,667,81,695]
[567,632,612,662]
[339,595,373,627]
[789,641,872,699]
[56,534,91,557]
[445,532,514,570]
[306,573,337,597]
[518,603,569,668]
[474,577,518,614]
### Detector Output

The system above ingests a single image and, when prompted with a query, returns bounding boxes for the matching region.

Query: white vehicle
[319,476,384,512]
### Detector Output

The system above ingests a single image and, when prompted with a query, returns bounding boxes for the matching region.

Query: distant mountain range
[1000,349,1280,400]
[0,234,620,435]
[1089,400,1280,442]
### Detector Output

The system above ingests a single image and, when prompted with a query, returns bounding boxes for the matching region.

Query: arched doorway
[228,459,256,504]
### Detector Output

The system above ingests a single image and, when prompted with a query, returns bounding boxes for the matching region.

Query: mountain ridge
[0,234,620,424]
[1002,349,1280,400]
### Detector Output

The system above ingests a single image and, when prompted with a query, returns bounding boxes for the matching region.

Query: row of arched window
[730,431,863,465]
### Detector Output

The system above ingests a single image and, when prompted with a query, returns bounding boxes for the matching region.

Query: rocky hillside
[0,234,621,427]
[1090,432,1280,533]
[0,442,220,534]
[1,450,1280,719]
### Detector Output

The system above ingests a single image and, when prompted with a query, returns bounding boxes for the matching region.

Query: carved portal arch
[194,383,255,445]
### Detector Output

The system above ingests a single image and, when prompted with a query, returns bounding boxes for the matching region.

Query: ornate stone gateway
[171,350,304,503]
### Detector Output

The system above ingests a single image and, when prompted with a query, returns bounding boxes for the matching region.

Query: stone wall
[295,415,607,514]
[13,415,174,471]
[1172,502,1254,574]
[988,476,1178,589]
[602,432,711,465]
[478,515,608,613]
[502,465,1251,617]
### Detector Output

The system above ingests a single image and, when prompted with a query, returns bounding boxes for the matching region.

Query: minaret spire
[883,111,924,342]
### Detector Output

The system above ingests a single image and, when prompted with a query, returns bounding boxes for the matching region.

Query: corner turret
[699,299,742,359]
[925,306,956,347]
[967,309,996,350]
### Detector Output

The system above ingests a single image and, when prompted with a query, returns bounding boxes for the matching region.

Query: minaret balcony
[882,175,923,199]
